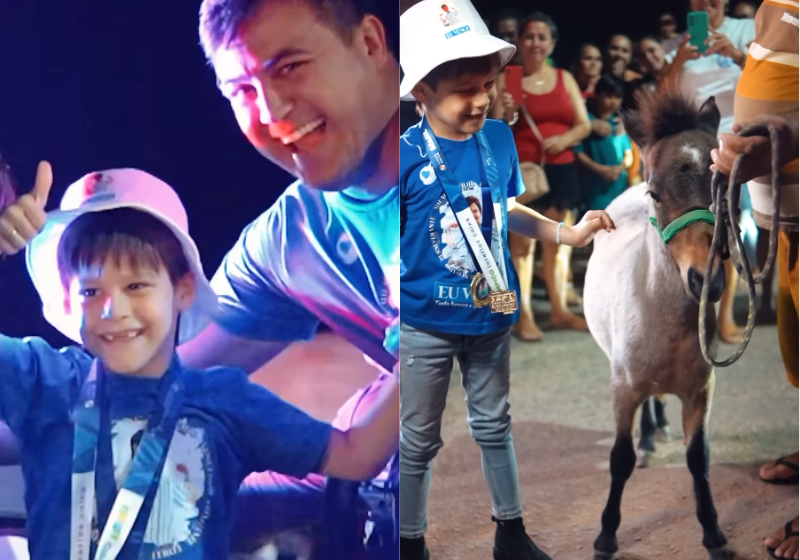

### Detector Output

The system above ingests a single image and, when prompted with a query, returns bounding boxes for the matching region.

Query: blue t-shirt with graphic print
[211,184,400,370]
[400,119,525,335]
[0,336,333,560]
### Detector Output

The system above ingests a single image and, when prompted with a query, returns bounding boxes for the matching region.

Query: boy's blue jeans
[399,323,522,539]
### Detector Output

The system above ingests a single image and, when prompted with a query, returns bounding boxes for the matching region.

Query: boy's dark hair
[199,0,398,59]
[0,151,17,213]
[466,195,482,211]
[419,53,502,92]
[415,53,502,114]
[57,208,191,292]
[594,74,625,98]
[519,11,559,42]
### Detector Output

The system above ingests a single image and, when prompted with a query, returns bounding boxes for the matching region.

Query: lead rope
[699,124,782,367]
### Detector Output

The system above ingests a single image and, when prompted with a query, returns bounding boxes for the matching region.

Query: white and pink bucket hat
[25,169,218,344]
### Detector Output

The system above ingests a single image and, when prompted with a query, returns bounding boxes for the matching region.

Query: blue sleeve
[221,369,333,477]
[573,141,585,154]
[0,336,88,437]
[210,201,320,342]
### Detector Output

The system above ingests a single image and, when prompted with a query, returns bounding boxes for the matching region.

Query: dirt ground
[424,301,798,560]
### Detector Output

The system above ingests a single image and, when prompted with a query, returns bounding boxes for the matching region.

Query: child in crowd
[0,166,399,559]
[398,2,614,559]
[576,74,640,211]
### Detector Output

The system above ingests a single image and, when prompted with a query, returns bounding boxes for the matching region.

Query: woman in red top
[493,12,591,340]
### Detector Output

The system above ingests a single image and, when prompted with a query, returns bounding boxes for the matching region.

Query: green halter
[649,199,716,245]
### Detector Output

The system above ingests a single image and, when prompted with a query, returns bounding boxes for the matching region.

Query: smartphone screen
[503,65,523,105]
[687,11,709,53]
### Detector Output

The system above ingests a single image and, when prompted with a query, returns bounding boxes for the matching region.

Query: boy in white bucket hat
[398,2,615,559]
[0,164,399,559]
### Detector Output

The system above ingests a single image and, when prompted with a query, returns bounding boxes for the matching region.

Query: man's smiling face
[213,0,391,190]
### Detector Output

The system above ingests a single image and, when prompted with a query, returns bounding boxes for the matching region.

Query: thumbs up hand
[0,161,53,255]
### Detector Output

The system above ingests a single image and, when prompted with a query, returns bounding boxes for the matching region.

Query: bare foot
[766,517,799,559]
[760,451,799,484]
[719,322,744,344]
[514,319,543,341]
[550,312,588,331]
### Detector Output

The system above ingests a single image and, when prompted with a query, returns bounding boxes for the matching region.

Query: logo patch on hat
[83,172,116,205]
[439,3,461,27]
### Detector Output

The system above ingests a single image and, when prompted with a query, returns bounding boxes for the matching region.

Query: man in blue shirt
[187,0,402,551]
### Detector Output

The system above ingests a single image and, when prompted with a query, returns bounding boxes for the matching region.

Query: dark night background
[1,0,758,346]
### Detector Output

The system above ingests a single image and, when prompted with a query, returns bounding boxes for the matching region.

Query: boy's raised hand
[569,209,615,247]
[0,161,52,255]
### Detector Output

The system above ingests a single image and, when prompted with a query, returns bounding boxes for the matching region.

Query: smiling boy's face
[413,66,499,140]
[72,256,196,377]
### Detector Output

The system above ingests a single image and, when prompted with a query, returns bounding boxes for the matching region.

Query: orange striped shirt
[734,0,799,229]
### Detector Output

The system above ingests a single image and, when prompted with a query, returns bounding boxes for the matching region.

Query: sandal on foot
[767,520,799,559]
[760,456,799,485]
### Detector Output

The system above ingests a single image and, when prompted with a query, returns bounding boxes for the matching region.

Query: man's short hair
[466,195,482,211]
[490,9,523,26]
[199,0,398,60]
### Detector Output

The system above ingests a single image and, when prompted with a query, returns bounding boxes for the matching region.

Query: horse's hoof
[593,551,615,560]
[707,545,735,560]
[637,449,652,468]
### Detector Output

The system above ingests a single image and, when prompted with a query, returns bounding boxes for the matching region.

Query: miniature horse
[584,90,733,560]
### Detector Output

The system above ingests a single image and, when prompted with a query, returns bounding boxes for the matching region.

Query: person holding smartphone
[660,0,756,345]
[661,0,755,135]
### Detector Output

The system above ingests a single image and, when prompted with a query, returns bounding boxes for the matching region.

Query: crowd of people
[474,0,767,342]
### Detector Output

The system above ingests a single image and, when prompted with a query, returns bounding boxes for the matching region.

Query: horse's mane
[633,85,705,146]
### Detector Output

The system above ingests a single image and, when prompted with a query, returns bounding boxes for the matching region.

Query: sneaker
[400,535,430,560]
[493,516,552,560]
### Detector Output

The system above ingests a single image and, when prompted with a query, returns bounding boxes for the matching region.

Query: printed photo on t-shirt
[427,180,488,309]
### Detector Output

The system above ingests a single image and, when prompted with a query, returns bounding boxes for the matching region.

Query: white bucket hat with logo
[400,0,516,101]
[26,169,219,345]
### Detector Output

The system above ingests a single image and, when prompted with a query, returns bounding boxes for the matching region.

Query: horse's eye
[646,190,662,203]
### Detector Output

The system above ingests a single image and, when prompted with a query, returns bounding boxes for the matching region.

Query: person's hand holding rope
[711,116,799,184]
[699,116,798,367]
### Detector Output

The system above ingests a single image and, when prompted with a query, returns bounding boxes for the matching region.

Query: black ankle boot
[493,516,552,560]
[400,535,430,560]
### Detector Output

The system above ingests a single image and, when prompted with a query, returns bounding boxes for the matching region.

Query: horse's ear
[697,96,721,135]
[621,109,647,149]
